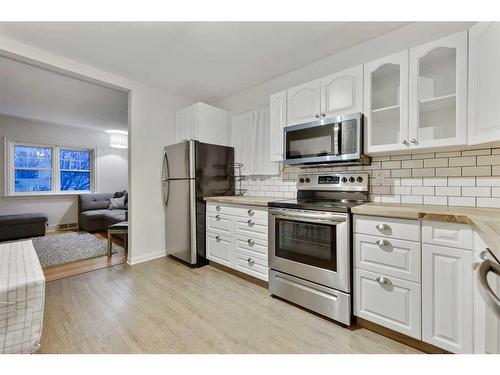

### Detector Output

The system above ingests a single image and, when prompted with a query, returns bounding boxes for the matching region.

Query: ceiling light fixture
[106,130,128,149]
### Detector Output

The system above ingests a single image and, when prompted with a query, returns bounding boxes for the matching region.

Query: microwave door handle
[333,123,341,155]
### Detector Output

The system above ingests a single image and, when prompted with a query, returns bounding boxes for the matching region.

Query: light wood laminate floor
[39,257,420,354]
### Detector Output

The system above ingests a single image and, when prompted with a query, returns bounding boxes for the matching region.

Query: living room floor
[42,230,127,281]
[39,256,420,354]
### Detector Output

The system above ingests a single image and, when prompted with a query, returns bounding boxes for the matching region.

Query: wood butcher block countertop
[203,195,277,207]
[352,203,500,259]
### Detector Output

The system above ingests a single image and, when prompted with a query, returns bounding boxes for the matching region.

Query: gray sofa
[78,193,127,232]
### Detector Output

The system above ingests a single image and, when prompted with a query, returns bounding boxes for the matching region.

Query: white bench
[0,240,45,354]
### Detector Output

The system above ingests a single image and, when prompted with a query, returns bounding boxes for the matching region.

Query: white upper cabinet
[468,22,500,145]
[409,31,468,149]
[286,79,321,126]
[269,90,287,162]
[175,102,230,146]
[321,65,363,119]
[364,51,409,154]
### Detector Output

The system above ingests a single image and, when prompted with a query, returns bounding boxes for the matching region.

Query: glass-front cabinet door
[409,31,467,149]
[364,50,409,154]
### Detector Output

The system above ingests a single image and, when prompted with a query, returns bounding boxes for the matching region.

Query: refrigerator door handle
[162,149,169,181]
[162,180,170,207]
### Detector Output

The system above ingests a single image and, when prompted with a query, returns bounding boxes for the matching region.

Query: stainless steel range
[268,172,369,325]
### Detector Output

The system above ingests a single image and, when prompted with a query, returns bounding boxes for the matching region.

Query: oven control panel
[297,173,368,192]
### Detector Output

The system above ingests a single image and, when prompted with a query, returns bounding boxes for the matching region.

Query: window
[7,141,94,195]
[59,149,91,191]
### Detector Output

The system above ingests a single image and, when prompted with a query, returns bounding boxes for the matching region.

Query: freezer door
[163,140,195,180]
[195,141,235,197]
[164,178,197,264]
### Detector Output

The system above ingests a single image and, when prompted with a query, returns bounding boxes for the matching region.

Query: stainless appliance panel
[269,269,351,325]
[268,208,350,293]
[163,140,195,180]
[164,178,197,264]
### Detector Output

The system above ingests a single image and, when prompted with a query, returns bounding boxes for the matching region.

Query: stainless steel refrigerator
[162,140,234,266]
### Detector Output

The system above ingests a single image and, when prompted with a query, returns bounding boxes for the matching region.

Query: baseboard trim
[355,317,449,354]
[128,249,167,266]
[209,260,268,289]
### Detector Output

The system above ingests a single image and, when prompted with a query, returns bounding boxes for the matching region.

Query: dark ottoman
[0,214,48,242]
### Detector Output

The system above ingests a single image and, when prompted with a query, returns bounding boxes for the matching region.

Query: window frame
[5,138,96,196]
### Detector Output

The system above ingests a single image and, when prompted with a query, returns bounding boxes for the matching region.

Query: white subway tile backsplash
[448,196,475,207]
[242,146,500,208]
[462,186,491,197]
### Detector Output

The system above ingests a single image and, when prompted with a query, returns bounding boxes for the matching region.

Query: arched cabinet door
[468,22,500,146]
[321,65,363,120]
[364,50,409,154]
[286,79,321,126]
[409,31,467,149]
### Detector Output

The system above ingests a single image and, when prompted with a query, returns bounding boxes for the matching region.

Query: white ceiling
[0,22,410,102]
[0,55,128,131]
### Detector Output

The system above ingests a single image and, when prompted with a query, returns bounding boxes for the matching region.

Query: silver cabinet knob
[314,113,320,118]
[321,112,326,117]
[247,257,255,266]
[472,262,480,270]
[376,239,390,247]
[410,139,418,144]
[216,205,221,211]
[248,209,254,216]
[247,219,254,226]
[215,214,221,220]
[401,139,408,145]
[376,223,389,231]
[376,276,391,285]
[479,250,488,260]
[215,235,221,241]
[247,239,255,246]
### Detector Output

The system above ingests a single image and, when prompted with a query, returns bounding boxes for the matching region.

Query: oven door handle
[269,209,347,223]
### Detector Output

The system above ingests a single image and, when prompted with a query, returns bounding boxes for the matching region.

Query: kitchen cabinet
[468,22,500,145]
[175,102,230,146]
[321,65,363,119]
[206,203,269,281]
[269,90,287,162]
[364,50,410,154]
[409,31,468,149]
[473,232,500,354]
[286,79,321,126]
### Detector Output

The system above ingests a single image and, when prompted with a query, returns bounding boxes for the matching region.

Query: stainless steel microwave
[283,112,370,166]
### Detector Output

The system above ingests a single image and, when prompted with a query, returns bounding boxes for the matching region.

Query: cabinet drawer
[206,232,232,267]
[206,213,232,233]
[354,215,420,241]
[422,221,473,250]
[235,249,268,281]
[354,234,421,282]
[354,268,422,339]
[232,206,267,221]
[234,217,267,241]
[236,235,268,258]
[207,202,231,215]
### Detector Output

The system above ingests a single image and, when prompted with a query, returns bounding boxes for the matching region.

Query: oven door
[268,208,350,292]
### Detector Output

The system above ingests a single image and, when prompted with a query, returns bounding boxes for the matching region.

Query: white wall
[214,22,475,114]
[0,34,193,265]
[0,114,128,227]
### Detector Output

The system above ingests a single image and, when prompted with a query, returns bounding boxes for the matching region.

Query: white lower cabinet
[206,203,268,281]
[354,215,479,353]
[421,243,473,353]
[355,268,422,339]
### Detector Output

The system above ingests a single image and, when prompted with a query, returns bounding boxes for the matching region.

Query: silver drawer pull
[216,205,221,211]
[247,239,255,246]
[247,257,255,266]
[376,223,389,231]
[215,214,221,220]
[248,209,254,216]
[376,239,390,247]
[247,219,254,226]
[215,235,221,241]
[376,276,391,285]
